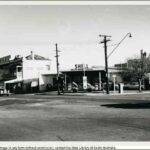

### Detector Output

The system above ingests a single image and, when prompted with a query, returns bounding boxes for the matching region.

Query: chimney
[31,51,34,60]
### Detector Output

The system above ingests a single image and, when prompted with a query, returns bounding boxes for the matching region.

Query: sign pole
[112,75,116,93]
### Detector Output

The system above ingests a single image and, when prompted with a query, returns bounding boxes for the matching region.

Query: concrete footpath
[37,90,150,96]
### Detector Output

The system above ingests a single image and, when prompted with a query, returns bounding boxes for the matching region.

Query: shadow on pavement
[101,102,150,109]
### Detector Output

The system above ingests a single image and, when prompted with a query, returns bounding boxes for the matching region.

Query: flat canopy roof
[4,78,38,84]
[61,69,105,73]
[61,67,121,73]
[5,78,23,84]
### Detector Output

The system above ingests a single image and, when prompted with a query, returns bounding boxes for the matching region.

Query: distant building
[114,50,148,70]
[114,63,128,69]
[0,51,56,93]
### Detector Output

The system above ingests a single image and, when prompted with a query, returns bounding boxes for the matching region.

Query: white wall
[22,58,53,92]
[22,59,51,80]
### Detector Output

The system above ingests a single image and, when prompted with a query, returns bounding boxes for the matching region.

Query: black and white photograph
[0,1,150,147]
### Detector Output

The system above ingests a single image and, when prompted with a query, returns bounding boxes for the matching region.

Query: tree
[121,50,149,91]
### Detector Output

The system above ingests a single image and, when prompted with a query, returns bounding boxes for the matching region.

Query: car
[72,82,79,92]
[87,83,96,92]
[72,82,96,92]
[0,89,9,96]
[124,82,144,90]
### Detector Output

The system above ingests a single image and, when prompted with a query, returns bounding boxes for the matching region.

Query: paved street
[0,93,150,141]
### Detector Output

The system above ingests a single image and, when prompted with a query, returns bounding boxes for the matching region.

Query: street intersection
[0,93,149,141]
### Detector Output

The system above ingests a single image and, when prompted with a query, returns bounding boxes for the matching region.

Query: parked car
[72,82,78,92]
[124,82,144,90]
[0,86,9,96]
[72,82,96,92]
[87,83,96,92]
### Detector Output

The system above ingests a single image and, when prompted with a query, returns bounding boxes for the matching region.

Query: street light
[99,33,132,94]
[108,33,132,94]
[108,33,132,59]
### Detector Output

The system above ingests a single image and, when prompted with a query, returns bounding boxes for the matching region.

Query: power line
[50,41,99,46]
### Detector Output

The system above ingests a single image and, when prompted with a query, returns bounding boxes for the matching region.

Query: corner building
[0,51,54,94]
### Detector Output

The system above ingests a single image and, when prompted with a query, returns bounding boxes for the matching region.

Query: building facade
[0,52,56,93]
[61,64,123,91]
[0,54,123,94]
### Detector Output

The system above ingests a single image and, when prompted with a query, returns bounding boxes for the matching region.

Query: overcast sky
[0,5,150,71]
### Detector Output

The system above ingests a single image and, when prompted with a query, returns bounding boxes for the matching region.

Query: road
[0,93,150,141]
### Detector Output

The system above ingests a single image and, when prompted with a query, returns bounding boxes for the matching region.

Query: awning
[5,78,39,84]
[5,78,23,84]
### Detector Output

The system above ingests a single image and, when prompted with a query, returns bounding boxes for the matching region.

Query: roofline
[61,67,122,73]
[61,69,105,73]
[0,58,23,67]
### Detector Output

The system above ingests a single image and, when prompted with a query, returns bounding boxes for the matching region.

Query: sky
[0,4,150,71]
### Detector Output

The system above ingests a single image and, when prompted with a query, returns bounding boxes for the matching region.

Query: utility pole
[55,43,60,95]
[99,35,111,94]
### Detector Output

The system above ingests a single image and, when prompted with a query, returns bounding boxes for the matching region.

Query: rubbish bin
[119,83,124,93]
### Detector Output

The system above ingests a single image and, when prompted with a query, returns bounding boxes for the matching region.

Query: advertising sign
[31,81,38,87]
[75,64,88,70]
[83,76,87,90]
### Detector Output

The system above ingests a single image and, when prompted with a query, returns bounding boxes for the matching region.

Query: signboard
[83,76,87,90]
[0,55,11,65]
[75,64,88,70]
[31,81,38,87]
